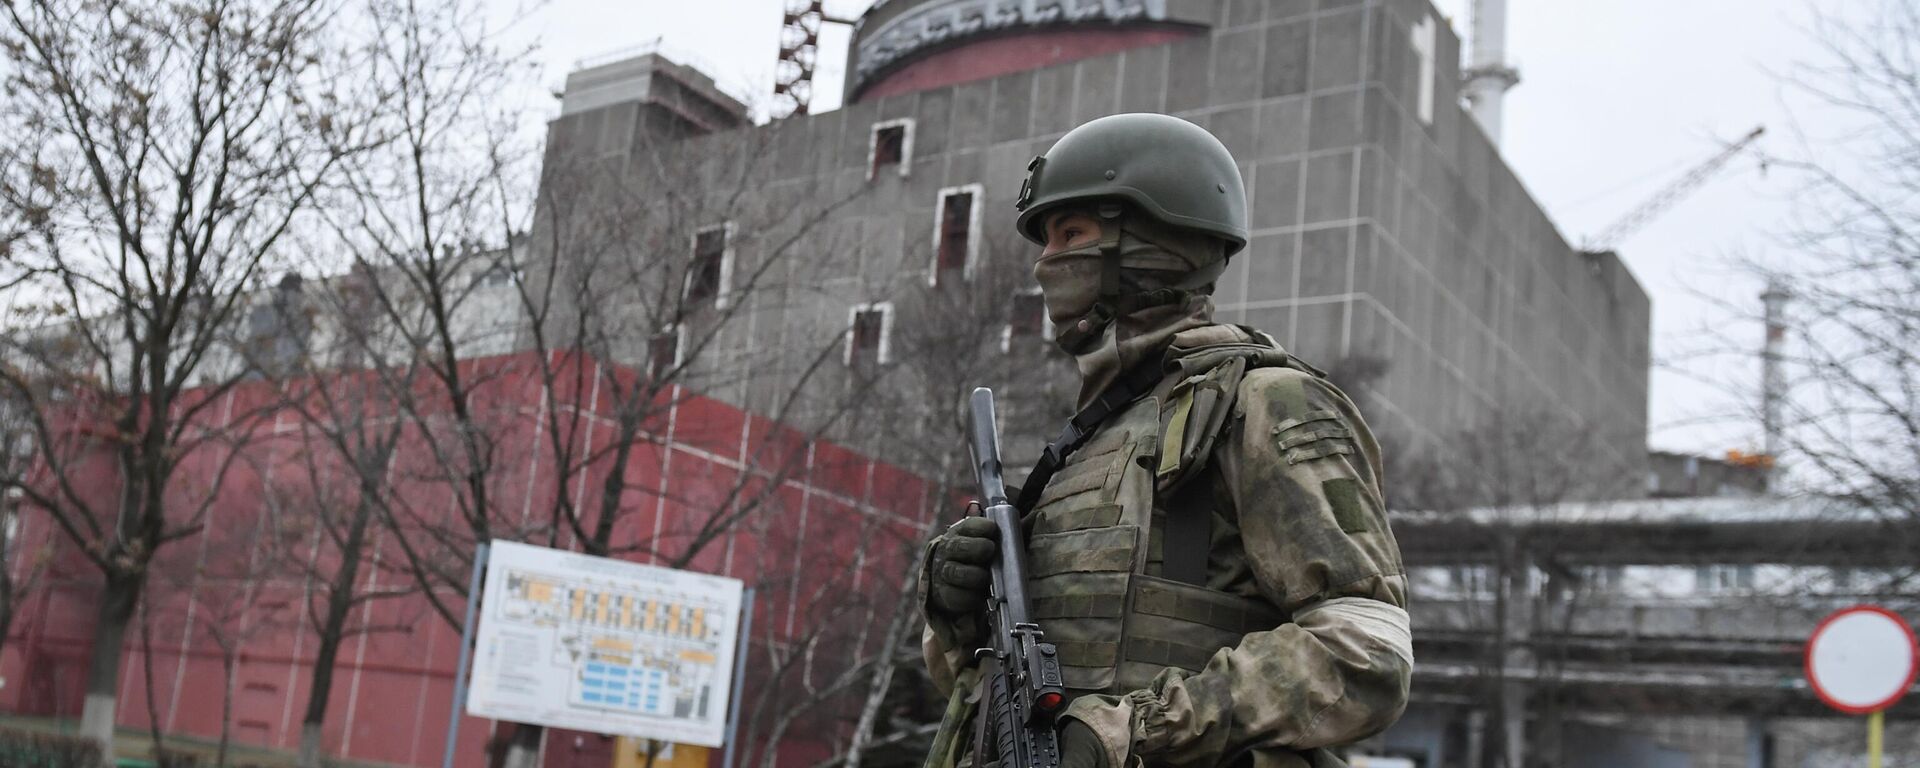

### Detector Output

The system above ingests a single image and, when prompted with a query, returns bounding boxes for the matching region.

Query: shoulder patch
[1240,368,1359,465]
[1322,478,1368,532]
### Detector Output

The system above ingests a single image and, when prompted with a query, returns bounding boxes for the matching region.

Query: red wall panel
[2,352,931,768]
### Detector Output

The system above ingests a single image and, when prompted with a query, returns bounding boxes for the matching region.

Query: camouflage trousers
[923,667,1353,768]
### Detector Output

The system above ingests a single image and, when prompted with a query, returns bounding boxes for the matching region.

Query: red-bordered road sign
[1805,605,1918,715]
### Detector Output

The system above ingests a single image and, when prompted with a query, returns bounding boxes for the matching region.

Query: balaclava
[1031,204,1229,408]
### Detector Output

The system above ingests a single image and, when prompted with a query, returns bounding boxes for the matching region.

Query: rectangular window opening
[869,119,913,179]
[686,226,730,305]
[939,193,973,271]
[846,302,893,365]
[1004,290,1049,352]
[929,184,983,286]
[647,326,682,380]
[874,127,904,169]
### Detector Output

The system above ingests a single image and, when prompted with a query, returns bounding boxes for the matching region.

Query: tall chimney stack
[1761,279,1789,472]
[1463,0,1520,145]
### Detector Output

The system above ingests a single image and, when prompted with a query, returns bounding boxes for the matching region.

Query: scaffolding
[772,0,855,119]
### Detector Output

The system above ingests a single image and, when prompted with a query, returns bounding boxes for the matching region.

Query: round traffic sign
[1805,605,1918,715]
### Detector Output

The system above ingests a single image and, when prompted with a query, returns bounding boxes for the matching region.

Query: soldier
[921,114,1411,768]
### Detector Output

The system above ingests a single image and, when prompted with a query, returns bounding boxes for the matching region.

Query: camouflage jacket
[921,325,1412,768]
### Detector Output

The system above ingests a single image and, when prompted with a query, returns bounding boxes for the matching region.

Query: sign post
[1804,605,1917,768]
[442,542,491,768]
[720,588,755,768]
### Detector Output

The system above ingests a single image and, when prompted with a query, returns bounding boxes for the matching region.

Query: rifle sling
[1015,361,1165,513]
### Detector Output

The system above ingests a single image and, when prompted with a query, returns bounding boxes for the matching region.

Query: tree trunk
[217,652,237,767]
[502,723,543,768]
[844,540,931,768]
[297,499,369,768]
[0,563,14,674]
[81,570,141,754]
[140,595,169,761]
[298,630,346,767]
[0,507,14,662]
[299,723,325,768]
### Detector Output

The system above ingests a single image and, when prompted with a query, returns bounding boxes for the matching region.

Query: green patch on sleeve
[1158,392,1194,479]
[1322,478,1368,533]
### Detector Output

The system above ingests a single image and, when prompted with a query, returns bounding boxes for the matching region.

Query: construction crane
[772,0,856,119]
[1583,126,1766,253]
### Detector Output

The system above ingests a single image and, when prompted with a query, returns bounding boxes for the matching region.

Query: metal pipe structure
[1462,0,1520,145]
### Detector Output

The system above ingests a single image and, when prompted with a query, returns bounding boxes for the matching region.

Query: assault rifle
[967,387,1067,768]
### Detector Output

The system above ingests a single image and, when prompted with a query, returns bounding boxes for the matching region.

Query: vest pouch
[1029,426,1135,513]
[1022,401,1158,694]
[1026,525,1140,692]
[1113,574,1287,691]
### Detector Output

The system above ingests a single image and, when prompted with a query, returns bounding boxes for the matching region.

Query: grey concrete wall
[533,0,1652,487]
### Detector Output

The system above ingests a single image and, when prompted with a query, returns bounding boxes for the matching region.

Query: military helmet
[1015,113,1249,256]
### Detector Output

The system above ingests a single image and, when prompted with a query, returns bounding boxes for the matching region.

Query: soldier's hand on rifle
[928,516,999,617]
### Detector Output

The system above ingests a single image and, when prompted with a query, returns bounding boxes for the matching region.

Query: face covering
[1031,211,1228,408]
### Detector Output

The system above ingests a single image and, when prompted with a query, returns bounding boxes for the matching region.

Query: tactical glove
[1059,720,1109,768]
[927,516,999,618]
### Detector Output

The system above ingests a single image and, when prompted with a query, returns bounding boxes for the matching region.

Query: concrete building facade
[535,0,1652,489]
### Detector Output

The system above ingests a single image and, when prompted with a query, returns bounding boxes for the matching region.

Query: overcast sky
[498,0,1848,460]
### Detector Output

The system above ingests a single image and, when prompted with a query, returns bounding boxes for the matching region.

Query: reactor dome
[844,0,1208,103]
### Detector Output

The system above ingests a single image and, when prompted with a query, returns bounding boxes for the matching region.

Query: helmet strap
[1095,204,1126,304]
[1108,259,1229,315]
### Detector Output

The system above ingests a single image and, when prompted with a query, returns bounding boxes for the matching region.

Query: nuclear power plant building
[533,0,1652,492]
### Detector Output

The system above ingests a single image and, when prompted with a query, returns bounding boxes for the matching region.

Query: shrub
[0,726,106,767]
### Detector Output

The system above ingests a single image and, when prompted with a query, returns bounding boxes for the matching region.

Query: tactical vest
[1022,328,1308,694]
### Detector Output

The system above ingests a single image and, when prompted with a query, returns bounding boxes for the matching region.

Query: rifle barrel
[969,388,1009,506]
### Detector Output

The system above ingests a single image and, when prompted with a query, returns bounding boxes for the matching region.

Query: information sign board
[466,541,746,747]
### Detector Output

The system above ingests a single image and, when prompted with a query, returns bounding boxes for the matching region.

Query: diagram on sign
[498,569,726,721]
[467,541,744,747]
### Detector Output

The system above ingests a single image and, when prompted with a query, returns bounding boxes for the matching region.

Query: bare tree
[1386,406,1628,768]
[264,313,419,768]
[748,232,1074,768]
[0,390,50,663]
[1738,0,1920,552]
[294,0,536,637]
[0,154,51,662]
[515,115,868,567]
[494,110,897,764]
[148,503,294,768]
[0,0,371,750]
[313,47,890,760]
